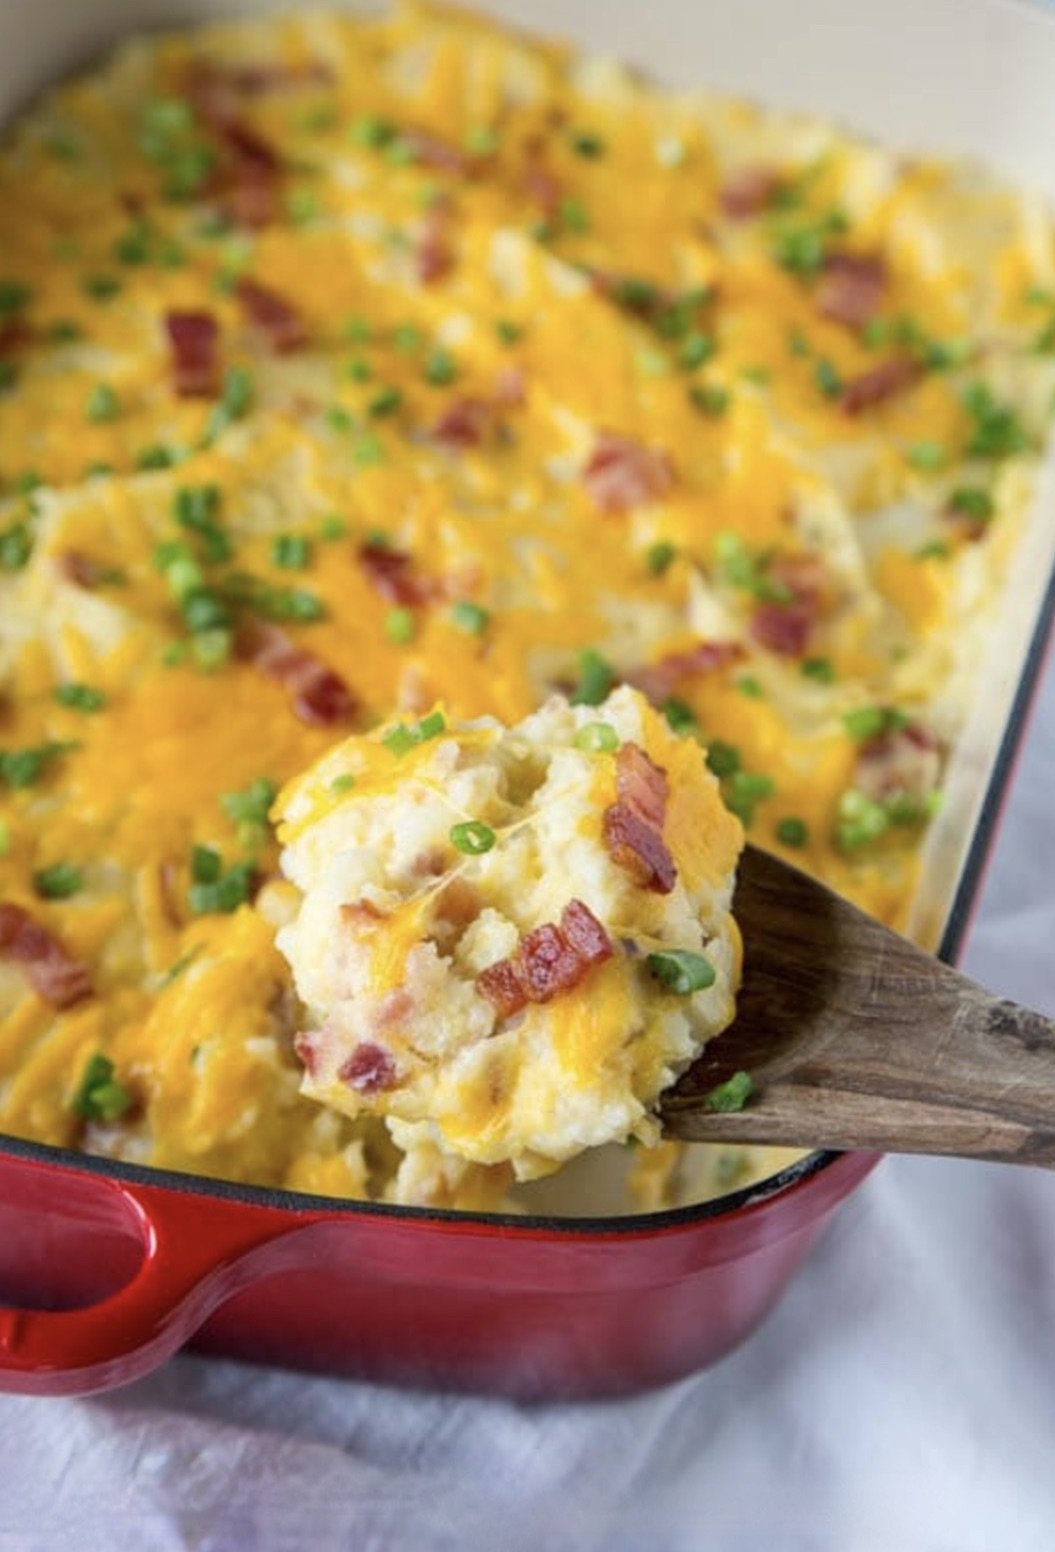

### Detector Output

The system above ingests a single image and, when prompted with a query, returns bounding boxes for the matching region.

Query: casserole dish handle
[0,1163,311,1397]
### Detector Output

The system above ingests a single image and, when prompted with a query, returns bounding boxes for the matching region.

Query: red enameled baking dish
[2,0,1055,1401]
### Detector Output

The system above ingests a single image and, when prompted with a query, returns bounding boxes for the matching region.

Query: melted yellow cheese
[0,1,1053,1203]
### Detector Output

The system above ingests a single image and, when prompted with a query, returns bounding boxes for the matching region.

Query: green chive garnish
[34,861,85,899]
[54,683,107,713]
[450,820,496,855]
[575,721,620,753]
[706,1070,754,1112]
[72,1054,133,1123]
[647,949,717,994]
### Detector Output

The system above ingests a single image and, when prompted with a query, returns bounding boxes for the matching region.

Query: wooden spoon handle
[661,846,1055,1166]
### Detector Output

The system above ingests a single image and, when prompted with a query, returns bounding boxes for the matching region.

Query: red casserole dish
[3,0,1055,1401]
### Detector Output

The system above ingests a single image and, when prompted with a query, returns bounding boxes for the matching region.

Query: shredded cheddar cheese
[1,2,1053,1209]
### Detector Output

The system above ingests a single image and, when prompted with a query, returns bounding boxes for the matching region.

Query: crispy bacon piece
[476,899,614,1018]
[240,621,357,726]
[293,1028,322,1078]
[602,743,677,894]
[583,431,675,514]
[235,277,307,352]
[402,128,473,176]
[839,355,920,415]
[749,552,826,658]
[186,64,284,229]
[0,903,93,1009]
[357,542,432,606]
[429,397,492,450]
[855,723,941,807]
[522,158,562,218]
[164,310,221,397]
[815,253,887,331]
[624,640,744,705]
[339,1041,400,1095]
[416,198,456,285]
[603,805,677,894]
[477,956,529,1018]
[0,320,29,358]
[56,551,108,590]
[720,165,783,219]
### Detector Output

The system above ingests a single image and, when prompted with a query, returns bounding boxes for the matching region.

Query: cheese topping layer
[1,2,1053,1209]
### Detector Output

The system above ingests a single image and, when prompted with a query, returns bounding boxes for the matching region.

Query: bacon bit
[55,551,107,590]
[416,198,456,285]
[518,922,587,1003]
[219,60,335,95]
[750,600,814,657]
[358,542,432,606]
[815,253,888,330]
[839,355,920,415]
[339,1041,400,1094]
[429,397,492,450]
[624,640,744,705]
[476,898,614,1018]
[603,804,678,893]
[492,364,526,410]
[750,552,826,658]
[602,743,677,894]
[522,158,562,218]
[186,65,284,229]
[0,902,93,1009]
[402,128,473,176]
[293,1028,322,1078]
[720,165,783,219]
[558,899,614,967]
[164,310,221,397]
[616,742,669,828]
[235,277,307,352]
[583,431,675,514]
[476,956,529,1018]
[240,621,357,727]
[856,723,941,806]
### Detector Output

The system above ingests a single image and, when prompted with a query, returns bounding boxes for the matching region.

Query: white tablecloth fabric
[2,649,1054,1552]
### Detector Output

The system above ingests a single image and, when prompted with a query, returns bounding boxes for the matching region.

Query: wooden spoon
[660,844,1055,1165]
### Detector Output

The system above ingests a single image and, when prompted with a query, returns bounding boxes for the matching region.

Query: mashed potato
[1,2,1054,1211]
[276,688,742,1178]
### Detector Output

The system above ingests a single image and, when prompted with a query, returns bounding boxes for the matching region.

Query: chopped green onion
[559,196,590,233]
[737,675,766,699]
[220,777,278,828]
[0,818,10,856]
[679,331,716,370]
[192,844,222,884]
[842,705,909,742]
[450,600,490,635]
[948,486,994,522]
[54,683,107,713]
[353,433,387,467]
[689,383,731,417]
[0,280,31,315]
[320,513,349,541]
[906,440,948,472]
[706,741,741,778]
[368,386,403,418]
[350,115,396,148]
[835,789,890,852]
[647,540,678,576]
[575,721,620,753]
[663,698,699,738]
[182,589,231,634]
[329,773,357,796]
[385,606,417,643]
[382,723,418,758]
[34,861,84,899]
[706,1069,754,1112]
[724,770,775,826]
[85,384,120,423]
[0,522,32,571]
[570,648,614,707]
[814,358,843,398]
[72,1054,133,1123]
[138,444,178,471]
[425,348,457,386]
[81,273,122,301]
[0,742,75,789]
[343,314,372,343]
[495,319,523,346]
[272,533,313,570]
[776,816,809,847]
[189,859,255,915]
[962,382,1029,459]
[801,655,835,684]
[418,710,446,740]
[647,949,717,994]
[570,130,606,159]
[450,820,496,855]
[346,357,373,382]
[393,323,424,353]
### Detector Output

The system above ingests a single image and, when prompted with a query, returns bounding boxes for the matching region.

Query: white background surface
[1,659,1053,1552]
[4,0,1055,1545]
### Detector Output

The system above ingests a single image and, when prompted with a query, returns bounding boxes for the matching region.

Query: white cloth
[2,654,1055,1552]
